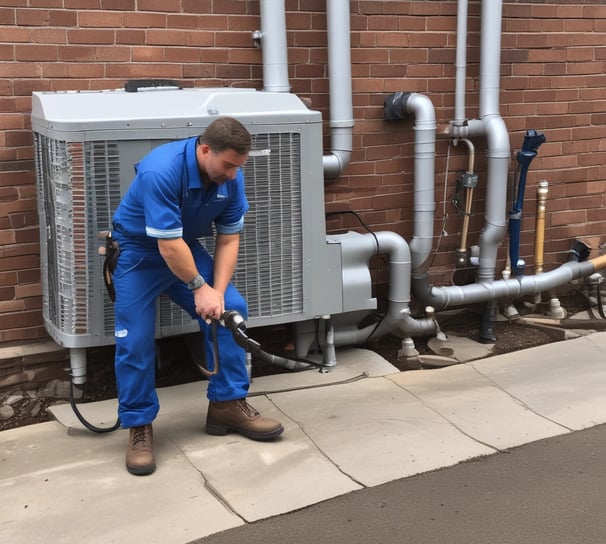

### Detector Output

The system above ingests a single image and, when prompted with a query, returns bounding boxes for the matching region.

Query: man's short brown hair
[199,117,252,156]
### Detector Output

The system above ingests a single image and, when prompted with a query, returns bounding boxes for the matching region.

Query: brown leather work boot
[125,424,156,475]
[206,399,284,441]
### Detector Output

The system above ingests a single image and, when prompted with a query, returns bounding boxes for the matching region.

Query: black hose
[221,311,333,371]
[70,311,332,433]
[69,381,121,433]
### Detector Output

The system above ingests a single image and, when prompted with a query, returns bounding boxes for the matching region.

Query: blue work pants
[112,239,249,428]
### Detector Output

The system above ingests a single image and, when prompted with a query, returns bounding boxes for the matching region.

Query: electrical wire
[249,371,369,397]
[325,209,380,250]
[69,381,121,433]
[431,139,453,263]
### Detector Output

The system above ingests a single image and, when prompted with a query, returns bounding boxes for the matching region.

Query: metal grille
[35,129,304,344]
[34,134,79,335]
[83,142,122,334]
[160,131,304,328]
[237,132,303,318]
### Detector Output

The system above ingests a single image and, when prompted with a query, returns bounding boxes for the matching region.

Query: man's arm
[212,233,240,294]
[157,237,224,322]
[157,237,198,284]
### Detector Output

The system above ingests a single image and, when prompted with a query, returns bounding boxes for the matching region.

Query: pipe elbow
[405,92,436,127]
[384,91,436,128]
[482,115,510,157]
[374,230,412,264]
[323,150,351,181]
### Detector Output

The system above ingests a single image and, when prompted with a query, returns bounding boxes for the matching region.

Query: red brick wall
[1,0,605,345]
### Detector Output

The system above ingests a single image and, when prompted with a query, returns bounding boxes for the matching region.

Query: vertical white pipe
[260,0,290,92]
[258,0,353,179]
[406,94,437,274]
[323,0,354,180]
[477,0,510,284]
[69,347,87,385]
[454,0,469,125]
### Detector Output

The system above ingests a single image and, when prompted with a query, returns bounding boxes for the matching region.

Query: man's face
[198,144,248,185]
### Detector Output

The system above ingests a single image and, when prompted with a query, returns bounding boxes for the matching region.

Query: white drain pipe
[259,0,290,92]
[323,0,354,180]
[450,0,510,284]
[475,0,511,284]
[453,0,469,127]
[258,0,353,180]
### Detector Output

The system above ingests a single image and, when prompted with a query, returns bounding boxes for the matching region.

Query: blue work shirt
[113,136,249,250]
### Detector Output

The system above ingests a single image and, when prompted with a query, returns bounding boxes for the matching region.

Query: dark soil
[0,289,597,432]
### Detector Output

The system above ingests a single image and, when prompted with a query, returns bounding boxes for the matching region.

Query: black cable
[325,210,380,250]
[69,381,121,433]
[234,327,333,371]
[364,311,388,344]
[221,311,334,371]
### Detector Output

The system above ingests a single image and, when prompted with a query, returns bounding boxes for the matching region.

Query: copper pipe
[456,138,475,254]
[534,180,548,274]
[590,253,606,271]
[460,186,474,253]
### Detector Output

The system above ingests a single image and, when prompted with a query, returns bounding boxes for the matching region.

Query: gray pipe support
[260,0,290,92]
[323,0,354,180]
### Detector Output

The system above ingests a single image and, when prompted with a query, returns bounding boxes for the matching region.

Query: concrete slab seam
[265,390,367,489]
[385,374,503,454]
[467,362,575,433]
[166,436,245,523]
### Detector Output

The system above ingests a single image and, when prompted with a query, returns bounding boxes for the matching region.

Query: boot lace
[236,399,259,418]
[131,426,150,447]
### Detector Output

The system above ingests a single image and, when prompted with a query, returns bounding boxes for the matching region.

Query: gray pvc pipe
[406,93,437,275]
[476,0,510,284]
[332,231,417,345]
[410,0,588,312]
[259,0,353,180]
[416,259,598,311]
[413,0,512,308]
[454,0,469,126]
[323,0,354,180]
[260,0,291,92]
[448,0,510,285]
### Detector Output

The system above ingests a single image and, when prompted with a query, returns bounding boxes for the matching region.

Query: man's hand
[194,283,224,323]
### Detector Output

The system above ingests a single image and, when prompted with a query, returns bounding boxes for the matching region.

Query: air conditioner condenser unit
[31,86,344,381]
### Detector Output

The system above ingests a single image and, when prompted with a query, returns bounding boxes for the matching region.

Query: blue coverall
[111,136,250,428]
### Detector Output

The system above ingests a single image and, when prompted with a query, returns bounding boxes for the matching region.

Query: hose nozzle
[221,310,247,332]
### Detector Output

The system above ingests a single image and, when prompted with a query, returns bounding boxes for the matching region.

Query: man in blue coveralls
[111,117,284,476]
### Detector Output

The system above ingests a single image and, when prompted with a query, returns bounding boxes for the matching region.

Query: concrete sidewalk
[2,333,606,543]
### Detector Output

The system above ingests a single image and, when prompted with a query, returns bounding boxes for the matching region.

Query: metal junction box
[31,86,343,349]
